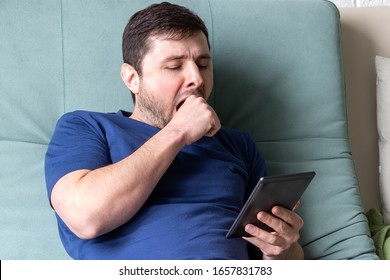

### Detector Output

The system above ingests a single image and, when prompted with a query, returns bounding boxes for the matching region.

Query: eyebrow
[161,53,211,64]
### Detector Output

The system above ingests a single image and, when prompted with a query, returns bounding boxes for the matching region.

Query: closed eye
[197,64,208,69]
[197,58,210,70]
[166,65,182,70]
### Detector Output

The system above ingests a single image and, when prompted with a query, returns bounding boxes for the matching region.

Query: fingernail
[246,225,255,234]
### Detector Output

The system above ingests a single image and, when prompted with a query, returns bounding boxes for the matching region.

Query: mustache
[178,88,205,99]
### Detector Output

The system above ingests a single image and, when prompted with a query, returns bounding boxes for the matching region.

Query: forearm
[51,125,186,239]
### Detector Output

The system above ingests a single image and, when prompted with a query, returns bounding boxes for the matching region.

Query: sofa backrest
[0,0,377,259]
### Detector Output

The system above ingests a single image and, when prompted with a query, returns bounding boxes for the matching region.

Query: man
[45,2,304,260]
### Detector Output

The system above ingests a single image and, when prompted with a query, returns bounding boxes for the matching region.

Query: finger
[255,210,289,234]
[205,119,221,136]
[244,223,285,247]
[243,231,287,256]
[254,211,296,243]
[270,206,304,232]
[204,108,221,137]
[293,200,301,211]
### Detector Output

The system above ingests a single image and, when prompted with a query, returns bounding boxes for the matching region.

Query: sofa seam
[60,0,66,114]
[206,0,216,109]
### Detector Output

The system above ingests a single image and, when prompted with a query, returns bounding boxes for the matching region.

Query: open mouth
[175,90,204,112]
[176,100,185,111]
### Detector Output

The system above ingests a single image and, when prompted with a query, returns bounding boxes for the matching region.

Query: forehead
[145,32,211,60]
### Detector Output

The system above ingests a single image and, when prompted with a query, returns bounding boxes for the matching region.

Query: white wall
[330,0,390,7]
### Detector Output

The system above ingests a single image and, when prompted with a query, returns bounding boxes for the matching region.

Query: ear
[121,63,140,94]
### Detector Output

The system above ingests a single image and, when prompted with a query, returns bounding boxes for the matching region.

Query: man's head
[122,2,210,79]
[121,2,213,128]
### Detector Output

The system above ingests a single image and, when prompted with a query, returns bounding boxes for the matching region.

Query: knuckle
[279,221,289,232]
[293,234,300,244]
[268,234,279,244]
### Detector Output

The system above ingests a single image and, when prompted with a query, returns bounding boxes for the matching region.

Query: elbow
[53,202,120,239]
[68,218,105,240]
[72,226,99,240]
[52,203,105,239]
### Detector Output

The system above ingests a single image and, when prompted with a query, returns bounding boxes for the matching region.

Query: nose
[184,62,203,89]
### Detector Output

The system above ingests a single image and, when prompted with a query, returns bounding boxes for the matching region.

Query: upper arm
[45,112,111,205]
[50,169,90,213]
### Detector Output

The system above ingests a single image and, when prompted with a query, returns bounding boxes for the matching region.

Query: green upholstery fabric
[0,1,67,259]
[0,0,377,259]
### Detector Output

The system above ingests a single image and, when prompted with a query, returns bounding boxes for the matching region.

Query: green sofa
[0,0,378,259]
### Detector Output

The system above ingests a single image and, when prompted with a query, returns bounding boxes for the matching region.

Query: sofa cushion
[0,1,68,259]
[376,55,390,224]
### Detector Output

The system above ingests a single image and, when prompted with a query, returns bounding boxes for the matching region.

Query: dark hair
[122,2,210,75]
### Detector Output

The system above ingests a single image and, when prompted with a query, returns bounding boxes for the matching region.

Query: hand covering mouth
[175,89,204,112]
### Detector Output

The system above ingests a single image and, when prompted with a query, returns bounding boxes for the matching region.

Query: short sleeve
[44,112,111,200]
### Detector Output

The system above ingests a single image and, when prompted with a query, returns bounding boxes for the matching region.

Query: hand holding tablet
[226,171,316,238]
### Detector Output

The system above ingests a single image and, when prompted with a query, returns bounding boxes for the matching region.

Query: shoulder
[55,110,129,131]
[213,126,260,162]
[217,126,266,172]
[57,110,117,124]
[217,126,256,146]
[51,111,127,146]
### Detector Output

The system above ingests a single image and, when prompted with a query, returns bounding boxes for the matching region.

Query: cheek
[161,77,181,91]
[161,80,183,104]
[147,74,181,97]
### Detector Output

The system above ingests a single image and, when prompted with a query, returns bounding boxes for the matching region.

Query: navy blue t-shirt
[45,110,266,259]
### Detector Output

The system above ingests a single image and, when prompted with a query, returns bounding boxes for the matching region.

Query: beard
[136,80,205,129]
[137,83,172,129]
